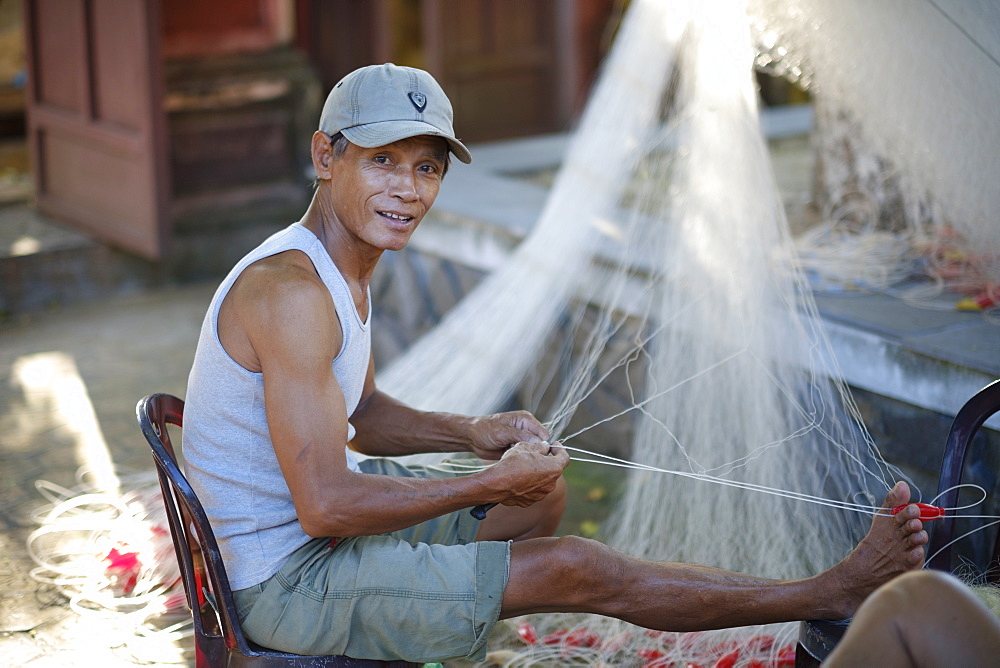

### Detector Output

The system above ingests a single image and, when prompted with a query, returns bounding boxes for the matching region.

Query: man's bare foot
[822,481,928,619]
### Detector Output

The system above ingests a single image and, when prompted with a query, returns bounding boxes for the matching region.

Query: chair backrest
[138,394,418,667]
[926,379,1000,579]
[137,393,251,662]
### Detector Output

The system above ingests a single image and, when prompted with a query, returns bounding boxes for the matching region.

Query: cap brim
[342,121,472,164]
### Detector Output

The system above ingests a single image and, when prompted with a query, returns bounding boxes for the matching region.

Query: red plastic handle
[891,502,945,521]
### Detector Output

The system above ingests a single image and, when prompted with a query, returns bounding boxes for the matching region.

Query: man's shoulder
[231,251,334,320]
[243,248,318,279]
[216,250,340,372]
[240,250,324,292]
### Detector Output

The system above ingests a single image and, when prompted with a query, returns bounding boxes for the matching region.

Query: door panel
[33,0,86,112]
[25,0,170,260]
[425,0,563,142]
[91,0,146,129]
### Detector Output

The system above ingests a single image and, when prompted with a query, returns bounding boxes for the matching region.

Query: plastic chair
[925,378,1000,578]
[137,393,418,667]
[796,378,1000,666]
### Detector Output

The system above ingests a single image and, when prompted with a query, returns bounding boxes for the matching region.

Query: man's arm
[348,355,549,460]
[233,259,566,539]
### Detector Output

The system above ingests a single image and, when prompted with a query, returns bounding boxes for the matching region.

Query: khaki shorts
[233,458,511,663]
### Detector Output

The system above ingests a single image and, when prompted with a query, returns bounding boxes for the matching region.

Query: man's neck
[300,192,381,294]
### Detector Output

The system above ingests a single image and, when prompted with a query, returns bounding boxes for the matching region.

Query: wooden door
[296,0,618,144]
[423,0,566,143]
[24,0,170,260]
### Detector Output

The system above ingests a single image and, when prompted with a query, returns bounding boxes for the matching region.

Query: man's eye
[374,155,390,164]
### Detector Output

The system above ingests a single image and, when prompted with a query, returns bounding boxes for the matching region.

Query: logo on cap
[408,91,427,112]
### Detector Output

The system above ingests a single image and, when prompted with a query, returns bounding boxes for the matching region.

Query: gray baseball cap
[319,63,472,164]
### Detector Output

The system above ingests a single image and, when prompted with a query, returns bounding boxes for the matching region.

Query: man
[183,63,928,663]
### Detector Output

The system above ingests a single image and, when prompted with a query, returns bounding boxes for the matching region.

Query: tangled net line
[25,468,191,664]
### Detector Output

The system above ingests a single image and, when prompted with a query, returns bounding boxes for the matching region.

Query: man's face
[327,135,448,253]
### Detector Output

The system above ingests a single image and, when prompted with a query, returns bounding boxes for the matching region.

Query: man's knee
[876,570,956,606]
[476,476,568,542]
[505,535,625,616]
[511,487,565,540]
[551,534,607,570]
[856,569,957,630]
[536,476,568,535]
[530,535,623,596]
[552,475,568,506]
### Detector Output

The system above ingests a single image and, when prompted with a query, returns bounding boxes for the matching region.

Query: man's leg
[475,476,567,542]
[500,481,927,629]
[824,570,1000,668]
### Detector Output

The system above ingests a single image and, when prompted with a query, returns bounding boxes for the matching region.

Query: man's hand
[489,440,569,508]
[468,410,550,460]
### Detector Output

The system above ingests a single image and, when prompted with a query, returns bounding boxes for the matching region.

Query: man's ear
[312,131,334,180]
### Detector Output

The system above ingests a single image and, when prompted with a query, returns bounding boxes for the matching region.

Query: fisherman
[182,63,929,663]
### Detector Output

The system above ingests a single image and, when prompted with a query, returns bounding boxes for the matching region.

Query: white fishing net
[750,0,1000,302]
[377,0,923,663]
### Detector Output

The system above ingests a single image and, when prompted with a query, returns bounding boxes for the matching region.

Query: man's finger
[549,446,570,468]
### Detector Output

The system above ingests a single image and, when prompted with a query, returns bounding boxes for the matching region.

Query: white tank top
[182,222,371,590]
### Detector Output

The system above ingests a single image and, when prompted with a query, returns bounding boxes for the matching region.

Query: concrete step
[0,204,166,321]
[0,200,293,322]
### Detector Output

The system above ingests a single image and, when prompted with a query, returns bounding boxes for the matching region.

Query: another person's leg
[824,570,1000,668]
[500,481,928,629]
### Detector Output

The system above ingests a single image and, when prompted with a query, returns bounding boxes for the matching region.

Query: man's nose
[388,169,418,200]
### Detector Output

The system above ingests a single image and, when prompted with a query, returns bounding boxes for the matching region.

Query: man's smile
[378,210,415,224]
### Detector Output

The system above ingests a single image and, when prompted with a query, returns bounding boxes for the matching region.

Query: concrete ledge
[815,290,1000,429]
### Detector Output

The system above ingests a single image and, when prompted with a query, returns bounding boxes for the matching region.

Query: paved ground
[1,283,216,666]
